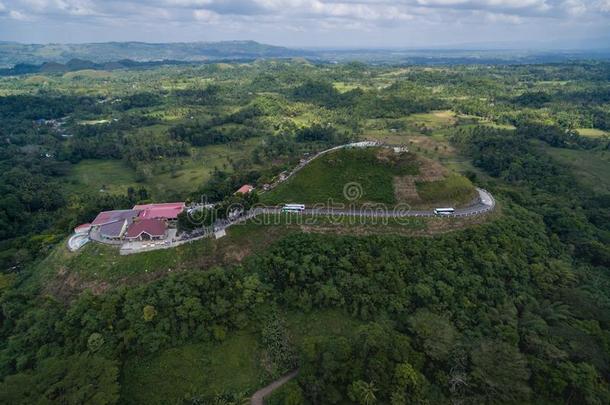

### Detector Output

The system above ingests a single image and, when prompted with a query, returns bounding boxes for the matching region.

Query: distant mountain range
[0,40,311,68]
[0,58,207,76]
[1,40,609,69]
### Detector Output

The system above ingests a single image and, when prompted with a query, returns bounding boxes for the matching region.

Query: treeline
[291,79,448,118]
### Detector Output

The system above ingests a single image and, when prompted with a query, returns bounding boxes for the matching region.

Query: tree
[408,309,457,362]
[0,354,119,405]
[470,340,531,403]
[143,305,157,322]
[349,380,378,405]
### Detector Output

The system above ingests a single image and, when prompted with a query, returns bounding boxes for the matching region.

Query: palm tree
[351,380,378,405]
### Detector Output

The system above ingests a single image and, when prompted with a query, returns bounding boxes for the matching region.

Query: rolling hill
[260,147,477,208]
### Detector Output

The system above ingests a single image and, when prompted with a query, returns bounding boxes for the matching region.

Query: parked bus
[282,204,305,213]
[434,207,455,216]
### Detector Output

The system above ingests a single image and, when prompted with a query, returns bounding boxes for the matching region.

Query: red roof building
[235,184,254,195]
[125,219,167,240]
[133,202,185,220]
[91,209,139,226]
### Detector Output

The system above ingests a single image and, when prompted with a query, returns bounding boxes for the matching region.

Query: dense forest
[0,60,608,403]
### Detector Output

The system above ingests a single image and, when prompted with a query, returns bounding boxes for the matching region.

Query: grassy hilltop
[261,147,476,208]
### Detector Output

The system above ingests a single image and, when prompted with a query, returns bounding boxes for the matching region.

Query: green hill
[260,147,476,207]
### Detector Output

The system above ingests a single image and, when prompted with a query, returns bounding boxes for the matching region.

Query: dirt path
[251,370,298,405]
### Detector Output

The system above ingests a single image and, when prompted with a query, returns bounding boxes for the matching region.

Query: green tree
[349,380,378,405]
[0,354,119,405]
[470,340,531,403]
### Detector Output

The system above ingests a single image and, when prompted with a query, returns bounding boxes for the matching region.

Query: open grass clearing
[120,331,263,405]
[546,146,610,193]
[576,128,608,138]
[64,138,262,200]
[416,173,477,207]
[260,148,419,206]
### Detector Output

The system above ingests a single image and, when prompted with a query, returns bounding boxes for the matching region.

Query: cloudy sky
[0,0,609,48]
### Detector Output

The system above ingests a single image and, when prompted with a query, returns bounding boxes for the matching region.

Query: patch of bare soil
[375,147,394,162]
[415,156,448,181]
[393,156,448,203]
[393,176,420,202]
[45,266,111,303]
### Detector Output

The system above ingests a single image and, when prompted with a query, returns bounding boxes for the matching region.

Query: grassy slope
[416,173,477,206]
[40,219,258,286]
[120,331,262,404]
[260,148,419,206]
[546,146,610,193]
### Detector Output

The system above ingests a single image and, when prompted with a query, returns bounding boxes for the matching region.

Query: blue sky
[0,1,609,48]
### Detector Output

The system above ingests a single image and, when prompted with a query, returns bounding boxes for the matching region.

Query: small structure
[235,184,254,195]
[125,219,167,241]
[134,202,185,221]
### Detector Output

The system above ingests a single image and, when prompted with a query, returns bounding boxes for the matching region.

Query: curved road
[249,188,495,219]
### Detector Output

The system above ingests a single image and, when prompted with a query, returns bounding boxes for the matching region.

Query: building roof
[91,209,139,226]
[133,202,185,220]
[125,219,167,239]
[100,219,127,238]
[235,184,254,194]
[74,223,91,233]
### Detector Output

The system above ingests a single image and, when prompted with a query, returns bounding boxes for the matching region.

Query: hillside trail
[250,370,298,405]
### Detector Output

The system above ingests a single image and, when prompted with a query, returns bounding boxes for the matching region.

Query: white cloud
[0,0,607,45]
[9,9,30,19]
[597,0,610,12]
[193,8,219,22]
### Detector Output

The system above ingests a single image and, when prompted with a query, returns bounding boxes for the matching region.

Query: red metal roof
[91,210,139,226]
[74,223,91,232]
[125,219,167,239]
[235,184,254,194]
[133,202,185,220]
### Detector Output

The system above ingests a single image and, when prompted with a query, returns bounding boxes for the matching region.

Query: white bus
[282,204,305,213]
[434,207,455,216]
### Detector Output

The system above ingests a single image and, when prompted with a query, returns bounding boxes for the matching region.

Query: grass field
[576,128,608,138]
[64,138,262,200]
[416,173,477,206]
[404,110,457,130]
[120,332,263,404]
[546,147,610,193]
[261,148,419,206]
[65,159,138,195]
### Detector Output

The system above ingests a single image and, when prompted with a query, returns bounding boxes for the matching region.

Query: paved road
[251,370,298,405]
[249,188,495,219]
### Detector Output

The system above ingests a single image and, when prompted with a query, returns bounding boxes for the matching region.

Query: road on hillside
[250,188,495,219]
